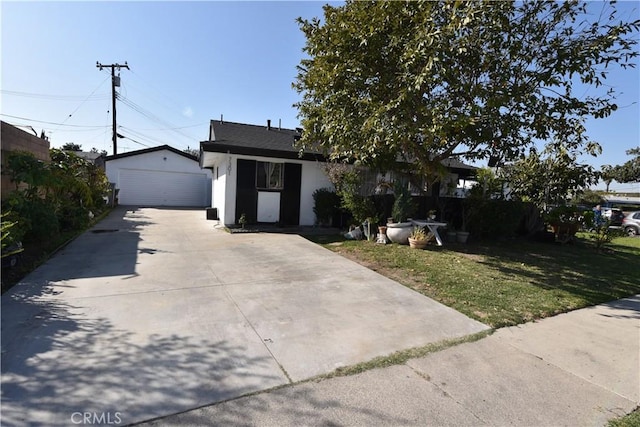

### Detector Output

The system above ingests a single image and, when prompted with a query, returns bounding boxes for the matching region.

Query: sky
[1,1,639,192]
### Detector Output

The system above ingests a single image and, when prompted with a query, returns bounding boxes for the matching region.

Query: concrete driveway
[1,207,488,426]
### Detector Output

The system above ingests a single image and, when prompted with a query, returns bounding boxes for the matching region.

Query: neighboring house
[65,150,106,169]
[1,121,51,198]
[200,120,330,226]
[199,119,478,227]
[105,145,212,207]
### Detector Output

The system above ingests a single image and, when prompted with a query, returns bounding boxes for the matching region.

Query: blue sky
[1,1,638,191]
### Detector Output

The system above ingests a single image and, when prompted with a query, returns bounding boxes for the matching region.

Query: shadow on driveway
[1,283,284,426]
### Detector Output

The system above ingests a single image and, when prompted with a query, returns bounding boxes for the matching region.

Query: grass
[304,233,640,328]
[315,330,493,380]
[609,408,640,427]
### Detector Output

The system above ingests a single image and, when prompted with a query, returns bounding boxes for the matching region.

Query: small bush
[5,193,59,243]
[313,188,341,226]
[1,211,24,250]
[467,199,529,239]
[58,204,91,232]
[391,181,415,223]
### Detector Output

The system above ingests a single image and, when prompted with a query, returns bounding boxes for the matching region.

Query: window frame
[256,161,284,190]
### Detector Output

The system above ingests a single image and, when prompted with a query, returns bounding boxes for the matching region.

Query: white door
[257,191,280,222]
[118,168,207,206]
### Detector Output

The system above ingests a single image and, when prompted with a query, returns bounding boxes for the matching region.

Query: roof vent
[267,119,271,130]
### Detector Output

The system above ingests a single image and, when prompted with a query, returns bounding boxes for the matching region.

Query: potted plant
[386,181,415,244]
[408,226,432,249]
[545,205,583,243]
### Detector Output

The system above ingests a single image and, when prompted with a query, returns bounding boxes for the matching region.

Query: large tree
[500,144,600,209]
[611,148,640,184]
[294,1,639,184]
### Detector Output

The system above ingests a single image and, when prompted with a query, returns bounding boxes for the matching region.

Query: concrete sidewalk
[143,295,640,426]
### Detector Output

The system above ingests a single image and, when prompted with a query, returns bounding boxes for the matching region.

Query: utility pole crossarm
[96,61,130,155]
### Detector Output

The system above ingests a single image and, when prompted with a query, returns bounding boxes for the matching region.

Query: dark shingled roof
[201,120,476,173]
[201,120,325,161]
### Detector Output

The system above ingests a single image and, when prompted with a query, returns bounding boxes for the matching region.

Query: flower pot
[376,226,389,244]
[386,222,413,244]
[446,231,457,242]
[408,237,428,249]
[456,231,470,243]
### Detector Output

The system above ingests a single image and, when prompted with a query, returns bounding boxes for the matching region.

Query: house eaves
[105,145,198,162]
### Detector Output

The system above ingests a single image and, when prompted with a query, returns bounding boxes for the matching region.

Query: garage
[105,145,212,207]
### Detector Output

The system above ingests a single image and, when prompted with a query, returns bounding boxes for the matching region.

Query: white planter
[386,222,413,245]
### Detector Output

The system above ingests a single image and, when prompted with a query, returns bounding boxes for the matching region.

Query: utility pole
[96,61,129,155]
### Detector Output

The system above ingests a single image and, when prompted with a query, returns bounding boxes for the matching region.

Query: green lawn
[609,408,640,427]
[305,233,640,328]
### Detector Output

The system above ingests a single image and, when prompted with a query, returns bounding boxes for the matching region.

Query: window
[256,162,283,190]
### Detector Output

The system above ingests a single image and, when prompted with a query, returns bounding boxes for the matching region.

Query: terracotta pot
[408,237,428,249]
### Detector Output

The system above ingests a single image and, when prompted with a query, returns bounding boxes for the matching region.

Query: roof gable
[206,120,303,151]
[105,145,198,162]
[201,120,325,161]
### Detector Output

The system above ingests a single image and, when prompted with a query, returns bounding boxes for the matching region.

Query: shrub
[313,188,341,226]
[337,170,378,225]
[5,193,59,243]
[1,211,24,250]
[466,199,529,239]
[391,180,415,223]
[544,205,584,227]
[58,204,91,232]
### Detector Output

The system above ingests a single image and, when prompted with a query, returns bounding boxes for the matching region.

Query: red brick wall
[1,121,51,197]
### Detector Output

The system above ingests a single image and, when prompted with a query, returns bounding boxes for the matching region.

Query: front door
[235,159,257,224]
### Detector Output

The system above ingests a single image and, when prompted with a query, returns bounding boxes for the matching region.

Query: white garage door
[118,168,207,206]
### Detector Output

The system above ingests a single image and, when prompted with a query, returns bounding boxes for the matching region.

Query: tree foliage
[501,145,599,209]
[4,149,110,241]
[183,147,200,160]
[608,148,640,184]
[61,142,82,151]
[294,1,639,183]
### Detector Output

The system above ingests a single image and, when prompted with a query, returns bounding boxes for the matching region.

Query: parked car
[622,211,640,237]
[602,207,625,227]
[1,241,23,268]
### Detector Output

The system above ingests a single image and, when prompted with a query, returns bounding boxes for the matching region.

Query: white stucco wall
[206,154,334,226]
[212,163,228,224]
[300,161,334,225]
[106,149,212,206]
[106,149,208,182]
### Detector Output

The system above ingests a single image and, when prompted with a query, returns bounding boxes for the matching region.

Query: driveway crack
[222,287,293,384]
[407,364,487,425]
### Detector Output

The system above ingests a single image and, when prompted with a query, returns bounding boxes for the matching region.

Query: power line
[52,75,111,134]
[116,131,151,148]
[118,126,171,146]
[0,113,109,128]
[116,93,196,142]
[1,89,110,101]
[97,61,130,154]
